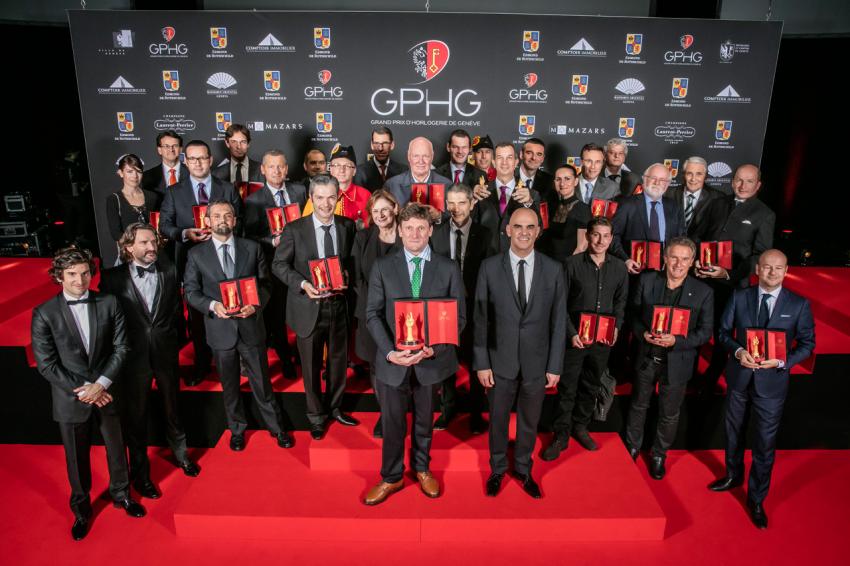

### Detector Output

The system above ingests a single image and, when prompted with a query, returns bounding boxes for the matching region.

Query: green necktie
[410,256,423,298]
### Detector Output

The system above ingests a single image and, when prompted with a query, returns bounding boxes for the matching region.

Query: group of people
[34,126,814,541]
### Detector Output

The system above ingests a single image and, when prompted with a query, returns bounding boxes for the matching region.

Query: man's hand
[303,281,330,300]
[74,383,104,404]
[512,184,533,205]
[93,391,113,408]
[186,228,211,243]
[272,234,282,247]
[421,345,435,359]
[473,183,491,201]
[571,334,586,349]
[234,304,256,318]
[213,302,231,319]
[477,369,495,388]
[388,350,426,366]
[625,258,642,275]
[736,348,761,369]
[606,327,619,346]
[695,262,728,279]
[759,359,781,369]
[545,373,560,388]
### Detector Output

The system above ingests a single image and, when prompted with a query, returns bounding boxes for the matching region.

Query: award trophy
[398,311,423,351]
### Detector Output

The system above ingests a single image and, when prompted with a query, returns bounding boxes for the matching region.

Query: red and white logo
[524,73,538,88]
[409,40,450,84]
[161,26,176,42]
[318,70,332,85]
[680,34,694,49]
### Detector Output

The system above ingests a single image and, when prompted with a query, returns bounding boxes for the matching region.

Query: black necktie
[136,264,156,278]
[517,259,527,313]
[234,160,244,185]
[454,229,463,268]
[66,298,93,306]
[758,294,771,328]
[609,173,620,183]
[322,225,335,257]
[221,243,234,278]
[648,200,661,242]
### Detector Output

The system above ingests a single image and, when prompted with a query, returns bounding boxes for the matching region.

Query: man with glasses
[212,124,264,186]
[305,145,371,226]
[577,143,620,204]
[603,138,642,198]
[354,126,408,191]
[142,130,190,196]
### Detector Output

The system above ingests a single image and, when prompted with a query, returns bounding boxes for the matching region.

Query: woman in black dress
[105,154,161,258]
[538,163,591,262]
[351,189,400,437]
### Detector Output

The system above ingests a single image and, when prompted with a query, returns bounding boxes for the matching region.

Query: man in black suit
[272,175,359,439]
[625,237,713,479]
[31,247,145,541]
[603,138,642,197]
[666,157,721,238]
[709,249,815,529]
[141,130,190,196]
[517,137,554,199]
[244,149,308,377]
[610,163,686,273]
[430,184,495,433]
[436,129,487,188]
[159,139,242,385]
[474,208,566,498]
[100,224,200,499]
[363,203,466,505]
[212,124,264,186]
[299,148,328,186]
[353,126,408,191]
[183,201,293,451]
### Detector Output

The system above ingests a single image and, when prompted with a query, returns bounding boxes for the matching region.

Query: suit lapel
[302,217,320,259]
[205,240,227,280]
[524,254,543,310]
[747,286,760,327]
[767,288,788,327]
[150,264,163,318]
[86,296,99,367]
[125,264,153,321]
[651,272,666,303]
[58,296,89,363]
[501,253,522,312]
[233,238,249,279]
[393,250,412,297]
[637,196,651,238]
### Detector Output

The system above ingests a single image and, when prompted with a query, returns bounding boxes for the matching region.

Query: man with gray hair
[385,136,452,207]
[604,138,642,197]
[666,156,721,238]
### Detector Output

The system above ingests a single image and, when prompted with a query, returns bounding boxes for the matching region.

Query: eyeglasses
[159,144,180,150]
[643,176,670,185]
[185,156,211,164]
[329,163,355,170]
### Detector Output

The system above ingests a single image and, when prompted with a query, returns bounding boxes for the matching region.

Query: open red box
[218,277,261,315]
[308,256,345,293]
[590,199,618,220]
[699,240,733,270]
[651,306,691,337]
[746,329,787,362]
[577,313,616,345]
[394,298,459,350]
[631,241,662,271]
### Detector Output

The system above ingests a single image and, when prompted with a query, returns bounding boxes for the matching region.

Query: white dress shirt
[63,291,112,393]
[130,261,158,313]
[508,249,534,303]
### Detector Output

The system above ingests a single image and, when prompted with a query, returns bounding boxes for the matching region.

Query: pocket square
[741,219,752,224]
[780,314,790,318]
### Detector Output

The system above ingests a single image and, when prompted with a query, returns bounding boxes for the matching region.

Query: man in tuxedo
[436,129,487,188]
[100,224,201,500]
[603,138,642,197]
[666,157,721,238]
[159,139,242,385]
[183,201,293,451]
[610,163,686,273]
[272,175,359,439]
[430,184,495,433]
[708,249,815,529]
[299,148,328,186]
[212,124,264,186]
[244,150,308,377]
[354,126,408,191]
[577,143,620,204]
[141,130,189,196]
[542,217,628,458]
[625,237,713,479]
[385,137,452,207]
[31,247,145,541]
[363,203,465,505]
[517,137,553,199]
[474,208,566,498]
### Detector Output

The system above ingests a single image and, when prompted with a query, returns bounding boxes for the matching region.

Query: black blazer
[630,272,714,385]
[354,158,408,191]
[518,168,554,198]
[212,157,264,184]
[352,225,400,323]
[142,163,190,196]
[610,194,686,260]
[99,260,182,377]
[430,220,495,304]
[271,215,356,337]
[695,195,776,287]
[435,162,488,188]
[473,180,542,252]
[244,183,308,259]
[31,292,129,423]
[366,247,466,386]
[609,169,642,197]
[183,237,271,350]
[667,185,723,238]
[473,251,566,381]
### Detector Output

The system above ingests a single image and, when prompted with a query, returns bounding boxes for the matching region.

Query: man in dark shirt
[542,217,628,460]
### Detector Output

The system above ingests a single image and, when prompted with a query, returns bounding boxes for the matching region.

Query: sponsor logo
[613,78,646,103]
[162,71,180,92]
[304,70,343,101]
[680,35,694,49]
[664,159,680,179]
[715,120,733,141]
[319,70,332,85]
[264,70,280,92]
[216,112,232,134]
[654,120,695,144]
[558,38,607,58]
[664,34,703,65]
[566,156,582,172]
[154,113,195,133]
[149,26,188,58]
[719,39,750,62]
[704,85,752,104]
[626,33,642,55]
[98,76,146,95]
[316,112,333,133]
[161,27,175,42]
[618,117,635,138]
[518,115,535,136]
[210,27,227,49]
[114,111,140,141]
[548,124,607,136]
[672,77,688,98]
[509,73,547,103]
[314,27,331,49]
[248,121,305,132]
[524,73,538,87]
[523,31,540,53]
[246,33,296,53]
[206,72,238,97]
[571,74,589,96]
[706,161,733,185]
[410,40,450,84]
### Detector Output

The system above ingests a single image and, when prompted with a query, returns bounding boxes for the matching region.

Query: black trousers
[265,278,293,365]
[376,369,434,483]
[725,381,786,504]
[187,303,213,372]
[702,285,733,388]
[119,366,188,484]
[551,344,611,434]
[58,408,130,519]
[488,374,545,476]
[296,297,348,426]
[215,340,283,435]
[625,357,688,457]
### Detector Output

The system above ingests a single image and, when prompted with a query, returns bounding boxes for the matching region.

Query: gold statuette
[654,311,666,334]
[750,334,761,359]
[580,319,591,343]
[314,265,326,289]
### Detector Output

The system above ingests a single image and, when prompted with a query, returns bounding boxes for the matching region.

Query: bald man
[709,249,815,529]
[384,137,452,207]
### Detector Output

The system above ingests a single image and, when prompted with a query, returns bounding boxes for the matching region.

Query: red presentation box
[218,277,260,315]
[590,199,618,220]
[631,241,662,271]
[394,298,459,350]
[236,181,264,201]
[192,205,211,232]
[632,184,644,195]
[539,201,549,229]
[746,329,787,362]
[265,204,301,235]
[699,240,733,270]
[148,211,160,232]
[577,313,616,345]
[651,306,691,337]
[429,183,445,212]
[411,183,429,205]
[308,256,345,293]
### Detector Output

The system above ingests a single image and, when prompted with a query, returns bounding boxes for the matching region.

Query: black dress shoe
[541,434,569,461]
[649,455,666,480]
[113,498,146,518]
[708,475,743,491]
[627,445,640,461]
[71,517,89,541]
[747,499,768,529]
[179,459,201,477]
[133,479,162,499]
[572,430,598,451]
[275,431,294,448]
[372,418,383,439]
[333,413,360,427]
[310,424,325,440]
[470,414,488,435]
[485,473,504,497]
[513,473,542,499]
[230,433,246,451]
[433,412,453,431]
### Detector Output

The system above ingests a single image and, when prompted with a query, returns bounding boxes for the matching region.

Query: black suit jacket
[271,215,356,337]
[142,163,191,196]
[244,183,308,259]
[430,220,495,304]
[518,168,554,199]
[696,195,775,287]
[159,176,242,276]
[354,158,408,191]
[435,162,488,188]
[473,180,542,252]
[631,272,714,385]
[610,194,686,260]
[352,226,400,323]
[473,251,566,381]
[31,292,129,423]
[99,260,182,377]
[212,157,264,184]
[667,185,722,238]
[366,247,466,386]
[607,169,642,197]
[183,237,271,350]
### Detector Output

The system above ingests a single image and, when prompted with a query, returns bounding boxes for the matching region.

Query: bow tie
[66,298,93,306]
[136,264,156,278]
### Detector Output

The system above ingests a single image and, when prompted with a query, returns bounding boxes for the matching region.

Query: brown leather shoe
[363,479,404,506]
[416,471,440,498]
